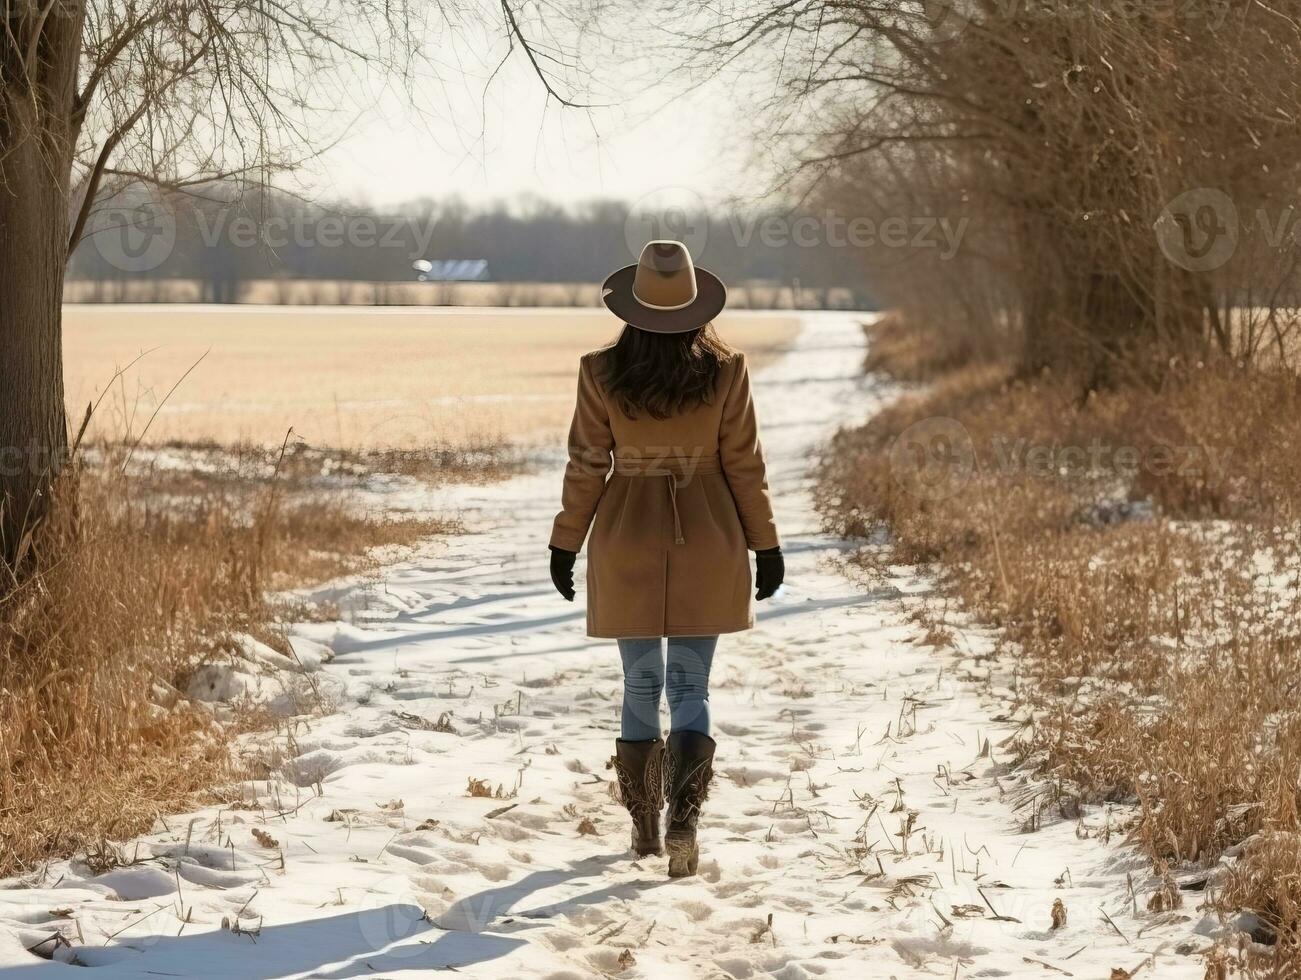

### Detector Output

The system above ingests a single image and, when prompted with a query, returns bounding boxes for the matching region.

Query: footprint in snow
[714,721,753,737]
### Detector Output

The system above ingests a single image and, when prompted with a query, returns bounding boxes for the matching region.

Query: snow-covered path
[0,314,1208,978]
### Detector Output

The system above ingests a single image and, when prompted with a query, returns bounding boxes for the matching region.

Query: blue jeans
[616,636,718,740]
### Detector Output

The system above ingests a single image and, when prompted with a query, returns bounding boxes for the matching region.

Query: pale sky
[296,16,773,210]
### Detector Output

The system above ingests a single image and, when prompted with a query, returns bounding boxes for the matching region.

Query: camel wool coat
[550,350,780,638]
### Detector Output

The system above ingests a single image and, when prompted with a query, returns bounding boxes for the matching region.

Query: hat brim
[600,265,727,334]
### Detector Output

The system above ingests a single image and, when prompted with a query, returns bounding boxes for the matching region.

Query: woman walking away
[548,241,785,878]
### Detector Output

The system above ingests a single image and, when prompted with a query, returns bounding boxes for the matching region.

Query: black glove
[549,546,577,601]
[755,546,784,601]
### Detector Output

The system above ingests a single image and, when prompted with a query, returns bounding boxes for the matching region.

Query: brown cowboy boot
[612,738,666,856]
[664,731,716,878]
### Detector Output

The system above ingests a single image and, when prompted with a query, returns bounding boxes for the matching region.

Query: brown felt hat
[601,241,727,334]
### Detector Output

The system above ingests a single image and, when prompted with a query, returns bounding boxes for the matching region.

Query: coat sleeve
[550,356,614,552]
[719,354,780,551]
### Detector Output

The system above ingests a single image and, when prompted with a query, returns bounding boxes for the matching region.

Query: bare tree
[656,0,1301,385]
[1,0,83,568]
[0,0,584,568]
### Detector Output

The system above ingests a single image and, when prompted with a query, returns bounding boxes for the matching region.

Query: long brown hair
[597,323,735,420]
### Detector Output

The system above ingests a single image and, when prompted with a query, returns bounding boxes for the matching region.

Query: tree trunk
[0,134,71,567]
[0,4,84,569]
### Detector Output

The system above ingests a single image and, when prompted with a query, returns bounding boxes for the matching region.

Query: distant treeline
[68,185,878,307]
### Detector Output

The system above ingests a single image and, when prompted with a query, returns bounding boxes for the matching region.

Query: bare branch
[500,0,604,109]
[22,0,59,77]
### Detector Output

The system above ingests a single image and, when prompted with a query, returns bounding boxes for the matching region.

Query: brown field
[63,306,800,450]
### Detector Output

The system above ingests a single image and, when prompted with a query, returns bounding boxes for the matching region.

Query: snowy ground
[0,313,1214,978]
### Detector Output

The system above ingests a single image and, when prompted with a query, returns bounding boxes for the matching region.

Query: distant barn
[412,259,490,282]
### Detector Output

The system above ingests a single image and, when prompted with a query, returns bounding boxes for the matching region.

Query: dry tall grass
[0,438,485,876]
[818,315,1301,972]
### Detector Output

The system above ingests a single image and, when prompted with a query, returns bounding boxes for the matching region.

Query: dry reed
[817,315,1301,972]
[0,438,490,875]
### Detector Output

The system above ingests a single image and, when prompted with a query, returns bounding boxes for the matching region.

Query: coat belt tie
[611,453,722,547]
[667,475,685,545]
